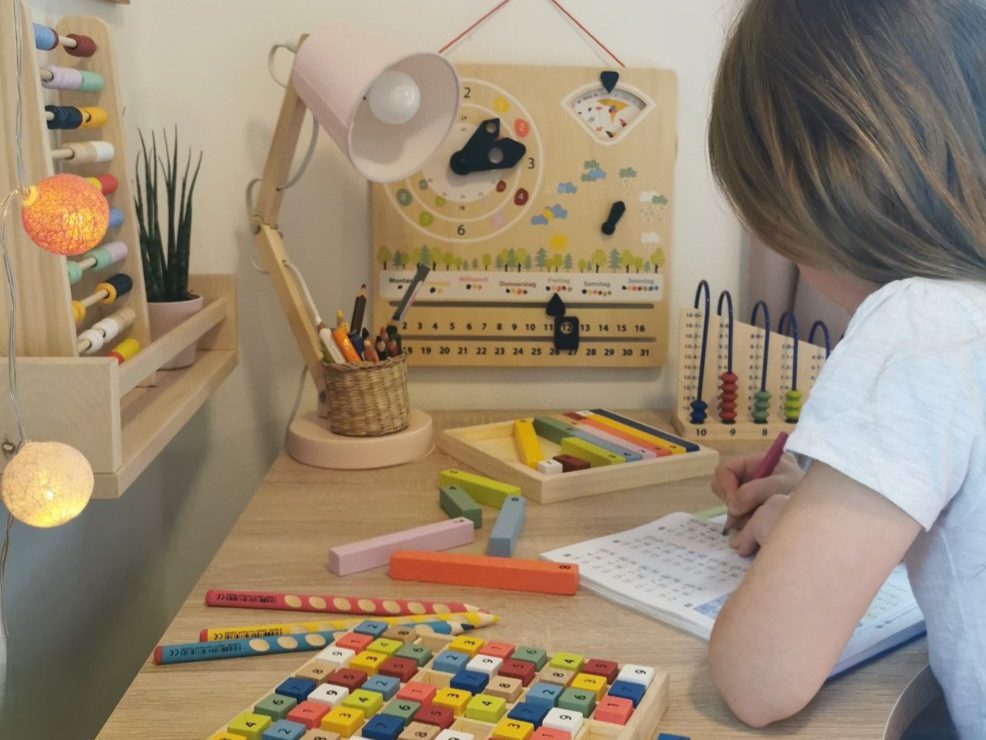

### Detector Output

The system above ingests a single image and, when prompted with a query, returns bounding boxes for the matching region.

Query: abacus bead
[720,382,738,393]
[718,401,737,413]
[103,273,133,301]
[720,372,738,383]
[78,70,104,92]
[754,390,772,403]
[65,33,97,57]
[72,300,86,323]
[720,411,737,421]
[33,23,57,50]
[785,390,803,401]
[66,261,83,285]
[78,328,104,353]
[80,106,108,128]
[89,174,118,195]
[41,65,82,90]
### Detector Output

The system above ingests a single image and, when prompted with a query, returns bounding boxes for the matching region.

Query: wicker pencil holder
[324,355,411,436]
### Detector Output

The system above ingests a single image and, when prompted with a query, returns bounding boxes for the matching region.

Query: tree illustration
[516,249,529,272]
[442,250,457,270]
[377,245,392,269]
[621,249,635,273]
[482,253,492,270]
[591,249,606,273]
[430,247,443,271]
[549,254,564,272]
[506,248,517,271]
[563,253,574,271]
[495,253,504,270]
[393,250,406,269]
[419,245,431,270]
[535,247,548,271]
[608,248,622,271]
[454,256,463,269]
[633,256,644,273]
[578,258,587,273]
[651,247,666,273]
[644,260,651,272]
[471,257,479,269]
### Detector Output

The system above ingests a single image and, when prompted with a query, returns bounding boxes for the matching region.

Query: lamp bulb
[367,70,421,125]
[1,441,93,528]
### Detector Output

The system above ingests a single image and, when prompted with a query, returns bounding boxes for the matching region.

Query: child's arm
[708,461,921,727]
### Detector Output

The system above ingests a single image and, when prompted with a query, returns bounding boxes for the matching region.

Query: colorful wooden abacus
[672,280,832,441]
[208,620,669,740]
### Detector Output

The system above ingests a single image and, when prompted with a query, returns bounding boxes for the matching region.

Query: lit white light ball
[367,70,421,125]
[1,441,93,527]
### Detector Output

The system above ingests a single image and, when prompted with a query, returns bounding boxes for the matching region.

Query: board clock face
[382,78,543,243]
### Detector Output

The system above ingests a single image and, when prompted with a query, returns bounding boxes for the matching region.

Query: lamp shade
[291,26,459,183]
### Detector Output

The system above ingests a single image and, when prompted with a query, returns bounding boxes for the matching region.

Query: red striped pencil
[205,589,481,616]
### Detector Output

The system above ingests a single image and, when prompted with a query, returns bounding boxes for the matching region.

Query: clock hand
[449,118,527,175]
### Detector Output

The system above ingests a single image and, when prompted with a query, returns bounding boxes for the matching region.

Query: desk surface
[98,410,928,739]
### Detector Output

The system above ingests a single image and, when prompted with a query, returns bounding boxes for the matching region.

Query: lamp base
[286,408,434,469]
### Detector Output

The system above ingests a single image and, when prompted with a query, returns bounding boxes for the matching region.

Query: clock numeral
[527,157,536,169]
[463,86,472,99]
[457,224,466,236]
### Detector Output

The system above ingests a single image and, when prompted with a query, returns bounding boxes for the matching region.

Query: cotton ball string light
[1,441,93,528]
[20,174,109,255]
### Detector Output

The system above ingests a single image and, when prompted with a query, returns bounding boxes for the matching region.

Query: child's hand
[711,451,803,530]
[729,494,788,556]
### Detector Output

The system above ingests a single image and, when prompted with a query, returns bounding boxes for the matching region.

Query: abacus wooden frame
[0,4,237,499]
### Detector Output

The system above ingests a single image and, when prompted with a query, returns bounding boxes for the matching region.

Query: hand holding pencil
[712,432,803,537]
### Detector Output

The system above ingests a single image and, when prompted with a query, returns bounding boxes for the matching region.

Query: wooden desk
[98,411,928,739]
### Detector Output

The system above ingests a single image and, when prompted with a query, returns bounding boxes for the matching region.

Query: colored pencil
[153,629,342,665]
[204,589,482,617]
[200,610,499,642]
[722,431,789,535]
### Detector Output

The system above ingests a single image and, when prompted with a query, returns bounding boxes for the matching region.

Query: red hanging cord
[439,0,515,55]
[549,0,625,67]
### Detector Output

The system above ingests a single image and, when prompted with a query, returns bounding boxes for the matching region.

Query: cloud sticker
[548,204,568,219]
[583,159,600,170]
[581,168,606,182]
[640,232,661,244]
[530,214,549,226]
[639,190,659,202]
[556,181,578,194]
[619,167,638,178]
[652,194,669,205]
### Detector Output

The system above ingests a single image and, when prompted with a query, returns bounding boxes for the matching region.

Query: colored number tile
[450,669,489,694]
[569,673,607,699]
[433,687,472,715]
[485,675,524,702]
[525,683,562,709]
[362,713,407,740]
[557,688,595,717]
[381,699,421,725]
[498,659,536,686]
[321,706,366,738]
[548,653,583,673]
[351,651,388,675]
[297,660,338,684]
[384,626,416,644]
[210,733,248,740]
[368,638,404,656]
[615,664,655,688]
[399,721,441,740]
[465,693,507,723]
[229,712,273,740]
[606,680,645,708]
[307,733,341,740]
[318,646,358,668]
[537,667,574,687]
[396,643,433,667]
[511,647,546,669]
[478,641,516,660]
[379,656,420,683]
[336,632,376,653]
[581,659,618,684]
[490,717,534,740]
[354,620,390,637]
[656,735,691,740]
[326,668,369,692]
[530,728,570,740]
[276,677,318,703]
[436,731,476,740]
[344,689,385,717]
[593,695,633,725]
[262,719,307,740]
[413,703,455,729]
[309,683,351,708]
[364,675,401,700]
[397,681,437,705]
[433,650,470,674]
[287,700,331,729]
[507,702,550,727]
[448,635,485,656]
[255,693,298,720]
[541,707,583,736]
[466,655,503,676]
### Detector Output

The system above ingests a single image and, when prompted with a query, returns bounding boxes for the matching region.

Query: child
[706,0,986,735]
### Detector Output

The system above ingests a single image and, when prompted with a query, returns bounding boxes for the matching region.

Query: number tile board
[438,410,718,505]
[209,622,669,740]
[371,64,677,368]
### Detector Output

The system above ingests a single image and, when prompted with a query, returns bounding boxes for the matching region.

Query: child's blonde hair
[709,0,986,283]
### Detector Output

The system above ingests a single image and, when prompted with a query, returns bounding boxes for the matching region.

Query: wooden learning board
[438,411,718,505]
[371,64,677,368]
[210,621,669,740]
[672,282,831,441]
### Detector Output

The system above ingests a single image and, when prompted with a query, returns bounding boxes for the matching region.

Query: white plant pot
[147,294,204,370]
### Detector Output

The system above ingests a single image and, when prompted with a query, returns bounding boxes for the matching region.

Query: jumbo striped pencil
[205,589,481,616]
[200,610,499,642]
[154,629,342,665]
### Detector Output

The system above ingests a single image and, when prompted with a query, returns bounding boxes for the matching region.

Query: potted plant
[134,128,203,369]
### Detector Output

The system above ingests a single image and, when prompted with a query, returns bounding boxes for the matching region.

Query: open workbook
[542,512,925,677]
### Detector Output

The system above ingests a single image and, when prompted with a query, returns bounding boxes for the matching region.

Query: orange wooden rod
[389,550,579,595]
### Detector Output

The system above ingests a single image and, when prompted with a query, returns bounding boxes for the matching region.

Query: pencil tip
[721,527,729,536]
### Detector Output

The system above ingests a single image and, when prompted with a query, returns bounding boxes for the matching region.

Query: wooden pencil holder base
[324,354,410,437]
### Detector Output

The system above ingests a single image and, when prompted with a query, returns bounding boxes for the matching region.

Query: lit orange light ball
[20,174,109,256]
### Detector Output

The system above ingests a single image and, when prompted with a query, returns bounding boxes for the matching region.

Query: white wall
[3,1,743,737]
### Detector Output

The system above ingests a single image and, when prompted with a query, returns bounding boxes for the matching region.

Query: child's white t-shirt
[786,277,986,738]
